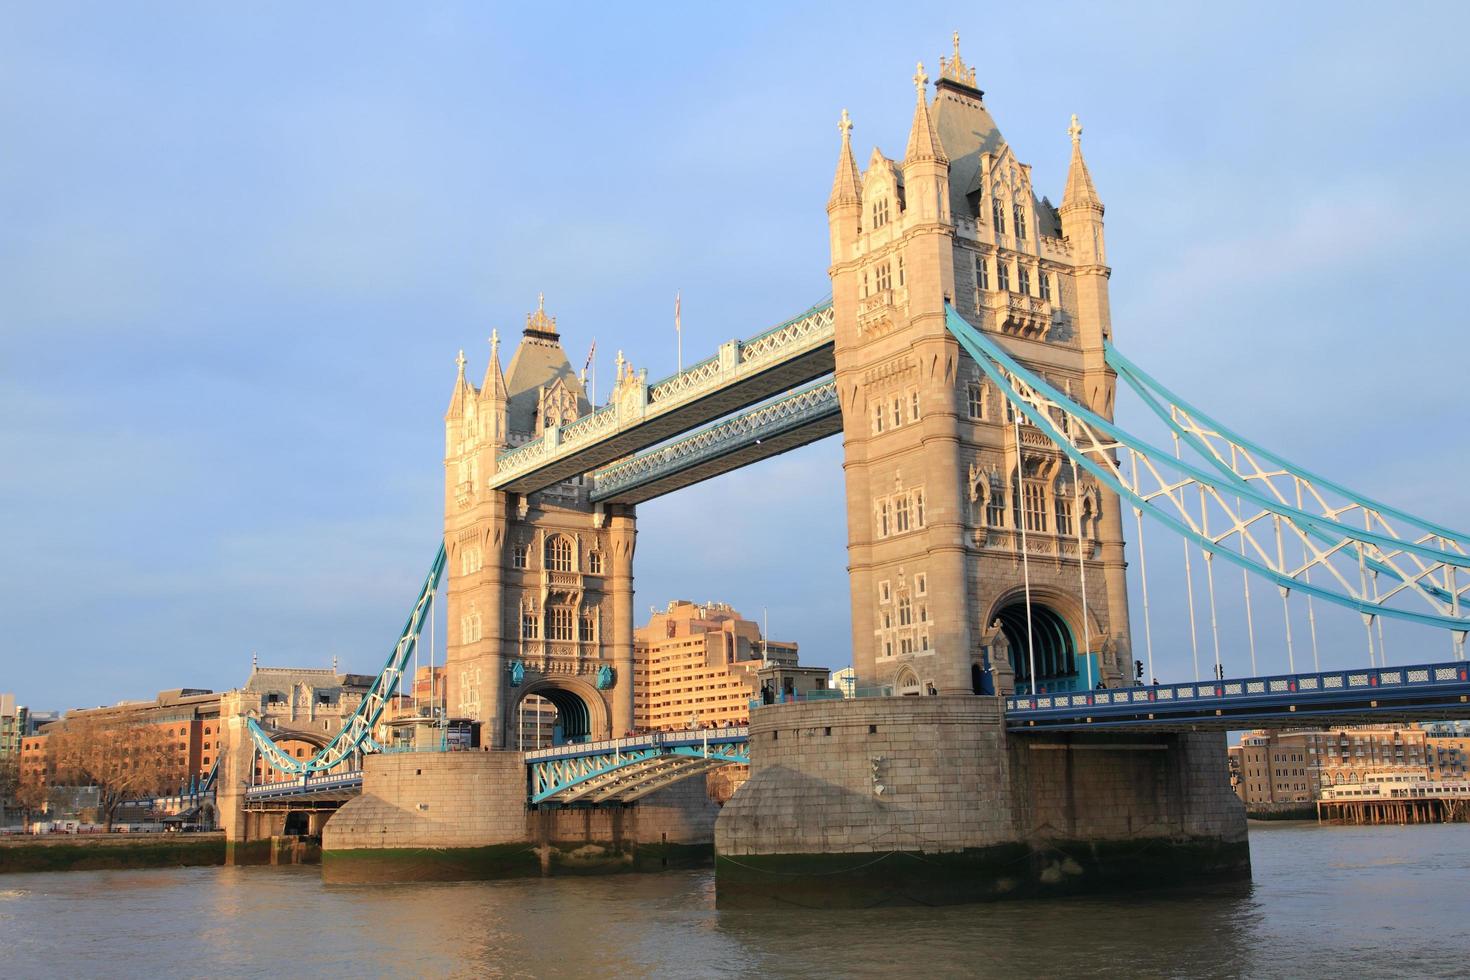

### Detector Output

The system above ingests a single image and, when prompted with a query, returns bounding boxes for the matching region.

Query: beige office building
[633,600,826,731]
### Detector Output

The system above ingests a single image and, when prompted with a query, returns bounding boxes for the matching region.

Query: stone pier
[715,697,1249,907]
[320,750,719,882]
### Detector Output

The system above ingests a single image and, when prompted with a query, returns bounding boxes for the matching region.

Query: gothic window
[1013,204,1027,240]
[898,596,913,626]
[899,636,914,655]
[580,611,597,643]
[997,261,1011,292]
[587,550,603,575]
[545,536,573,572]
[884,640,893,658]
[975,254,989,292]
[883,610,893,629]
[549,607,574,642]
[1018,264,1031,295]
[878,500,891,537]
[521,609,540,640]
[876,262,892,292]
[986,481,1007,527]
[897,255,905,287]
[891,397,902,428]
[991,198,1006,235]
[967,382,986,420]
[1039,271,1052,302]
[915,573,927,595]
[1056,494,1074,537]
[512,544,527,569]
[880,581,891,602]
[895,495,911,533]
[1018,480,1048,532]
[909,390,920,422]
[915,489,926,527]
[873,404,885,434]
[921,632,931,651]
[872,197,890,229]
[919,603,928,624]
[862,270,870,298]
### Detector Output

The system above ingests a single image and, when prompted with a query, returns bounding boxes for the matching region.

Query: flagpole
[675,290,682,374]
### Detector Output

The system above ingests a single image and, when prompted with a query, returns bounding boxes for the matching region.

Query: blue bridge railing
[1006,660,1470,730]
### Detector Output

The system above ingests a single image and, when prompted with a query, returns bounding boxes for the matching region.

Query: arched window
[991,198,1006,235]
[512,544,527,569]
[545,536,573,572]
[587,551,603,575]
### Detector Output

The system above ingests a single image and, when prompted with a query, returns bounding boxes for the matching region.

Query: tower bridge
[218,35,1470,903]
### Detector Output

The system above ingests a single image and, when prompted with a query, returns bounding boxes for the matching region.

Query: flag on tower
[583,339,596,376]
[675,290,682,372]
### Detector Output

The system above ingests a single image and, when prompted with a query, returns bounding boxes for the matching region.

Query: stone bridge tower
[443,297,635,748]
[828,38,1131,697]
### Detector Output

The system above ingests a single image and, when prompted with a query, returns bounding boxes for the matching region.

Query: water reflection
[5,824,1470,979]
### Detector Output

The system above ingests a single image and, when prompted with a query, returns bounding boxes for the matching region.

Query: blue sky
[4,3,1469,711]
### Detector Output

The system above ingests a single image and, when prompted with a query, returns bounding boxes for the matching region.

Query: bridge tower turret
[829,37,1130,698]
[443,299,632,749]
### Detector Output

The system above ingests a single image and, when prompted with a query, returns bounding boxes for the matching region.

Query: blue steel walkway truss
[527,728,749,805]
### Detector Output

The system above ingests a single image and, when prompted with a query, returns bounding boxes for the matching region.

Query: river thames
[4,823,1468,978]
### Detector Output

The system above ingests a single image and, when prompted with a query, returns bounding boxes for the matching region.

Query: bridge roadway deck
[490,303,834,495]
[1005,659,1470,732]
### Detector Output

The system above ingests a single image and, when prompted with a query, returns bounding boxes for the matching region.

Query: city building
[18,687,223,815]
[0,693,26,759]
[1228,724,1467,812]
[633,600,828,732]
[222,666,376,785]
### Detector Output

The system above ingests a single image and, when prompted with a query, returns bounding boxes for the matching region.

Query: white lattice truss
[590,379,838,500]
[491,303,834,488]
[944,307,1470,649]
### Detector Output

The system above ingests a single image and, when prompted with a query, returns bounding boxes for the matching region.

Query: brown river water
[3,822,1469,978]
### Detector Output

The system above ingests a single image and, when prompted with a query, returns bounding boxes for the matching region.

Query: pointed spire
[445,348,475,418]
[1062,114,1102,211]
[481,328,508,399]
[828,108,862,208]
[904,62,947,165]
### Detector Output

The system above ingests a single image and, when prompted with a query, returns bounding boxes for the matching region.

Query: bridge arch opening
[514,679,606,748]
[994,600,1078,695]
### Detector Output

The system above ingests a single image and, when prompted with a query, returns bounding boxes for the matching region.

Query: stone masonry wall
[324,749,720,854]
[717,697,1247,857]
[324,751,528,852]
[717,697,1014,856]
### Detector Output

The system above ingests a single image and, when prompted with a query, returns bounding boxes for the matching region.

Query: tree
[0,754,18,821]
[47,716,178,830]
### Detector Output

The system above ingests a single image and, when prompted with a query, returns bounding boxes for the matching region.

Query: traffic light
[1135,659,1144,682]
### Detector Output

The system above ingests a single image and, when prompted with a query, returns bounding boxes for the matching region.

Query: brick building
[1229,724,1468,810]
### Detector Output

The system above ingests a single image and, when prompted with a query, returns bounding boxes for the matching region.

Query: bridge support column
[608,505,637,737]
[716,698,1249,907]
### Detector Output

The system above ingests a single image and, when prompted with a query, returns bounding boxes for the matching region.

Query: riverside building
[633,600,827,731]
[1229,724,1468,812]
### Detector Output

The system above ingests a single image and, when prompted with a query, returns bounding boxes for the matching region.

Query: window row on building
[972,253,1053,302]
[875,487,927,538]
[508,535,603,575]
